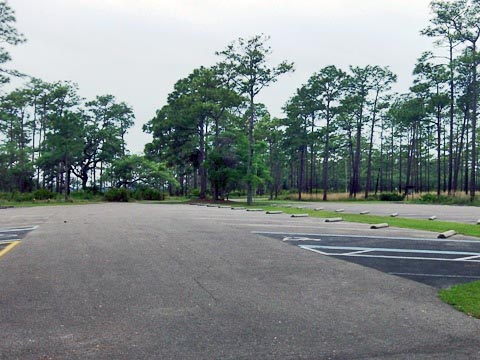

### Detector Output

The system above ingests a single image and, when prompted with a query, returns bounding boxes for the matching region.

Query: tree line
[2,0,480,203]
[0,1,173,199]
[145,0,480,202]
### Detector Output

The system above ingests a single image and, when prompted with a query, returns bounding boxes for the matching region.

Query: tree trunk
[470,43,478,201]
[247,94,254,205]
[352,123,362,198]
[365,91,379,199]
[436,109,442,196]
[322,104,331,201]
[199,117,207,199]
[448,43,455,195]
[298,147,305,201]
[454,108,468,192]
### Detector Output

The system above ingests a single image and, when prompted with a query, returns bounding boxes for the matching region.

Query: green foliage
[0,1,25,85]
[132,188,165,201]
[106,155,177,189]
[104,188,130,202]
[416,193,476,205]
[0,191,35,202]
[189,188,201,198]
[379,192,405,201]
[419,193,449,203]
[216,34,294,204]
[70,190,101,201]
[104,187,166,202]
[439,281,480,319]
[33,188,55,200]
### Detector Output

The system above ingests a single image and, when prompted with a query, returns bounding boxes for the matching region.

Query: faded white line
[252,231,480,243]
[304,245,480,256]
[299,245,480,263]
[0,225,38,233]
[0,239,18,244]
[282,236,323,242]
[389,272,480,279]
[298,245,329,255]
[455,255,480,261]
[343,249,373,256]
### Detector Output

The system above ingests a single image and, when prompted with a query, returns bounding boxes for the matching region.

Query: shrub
[419,193,450,204]
[104,188,130,202]
[189,188,201,198]
[70,190,97,200]
[12,192,35,202]
[379,192,405,201]
[133,188,165,201]
[33,188,55,200]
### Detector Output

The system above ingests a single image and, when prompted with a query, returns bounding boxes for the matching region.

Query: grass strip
[439,281,480,319]
[242,202,480,238]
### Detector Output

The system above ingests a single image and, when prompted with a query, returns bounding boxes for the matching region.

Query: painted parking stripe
[456,255,480,261]
[0,239,18,245]
[298,245,480,262]
[0,225,38,233]
[253,231,480,243]
[302,245,480,256]
[0,241,20,258]
[389,272,480,279]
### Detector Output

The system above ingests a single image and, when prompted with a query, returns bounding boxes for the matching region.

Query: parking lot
[1,203,480,359]
[256,231,480,288]
[0,225,38,257]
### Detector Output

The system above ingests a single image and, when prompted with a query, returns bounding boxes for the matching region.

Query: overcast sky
[8,0,434,153]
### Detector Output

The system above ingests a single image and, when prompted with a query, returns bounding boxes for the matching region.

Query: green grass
[1,196,191,208]
[138,198,190,205]
[439,281,480,318]
[0,199,103,207]
[234,202,480,238]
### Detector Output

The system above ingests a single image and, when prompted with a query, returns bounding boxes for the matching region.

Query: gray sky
[8,0,434,153]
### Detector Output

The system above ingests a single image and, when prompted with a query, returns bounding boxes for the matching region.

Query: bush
[104,188,130,202]
[70,190,98,200]
[11,192,35,202]
[133,188,165,201]
[33,188,55,200]
[379,192,405,201]
[419,193,450,204]
[189,188,201,198]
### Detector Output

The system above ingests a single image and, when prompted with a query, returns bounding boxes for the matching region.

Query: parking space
[255,231,480,288]
[0,226,38,257]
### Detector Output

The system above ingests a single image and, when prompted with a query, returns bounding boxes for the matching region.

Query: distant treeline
[144,1,480,202]
[2,1,480,203]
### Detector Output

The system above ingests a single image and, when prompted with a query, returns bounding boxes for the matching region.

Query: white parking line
[0,239,18,245]
[298,245,480,263]
[0,225,38,233]
[389,272,480,279]
[456,255,480,261]
[253,231,480,243]
[343,249,373,256]
[282,236,323,242]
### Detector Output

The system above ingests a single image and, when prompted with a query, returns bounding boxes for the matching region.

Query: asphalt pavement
[1,203,480,359]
